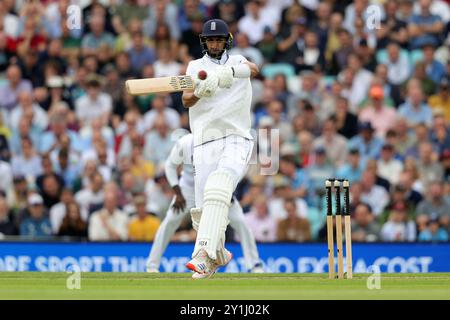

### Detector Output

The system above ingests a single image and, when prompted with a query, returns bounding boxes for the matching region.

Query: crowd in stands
[0,0,449,243]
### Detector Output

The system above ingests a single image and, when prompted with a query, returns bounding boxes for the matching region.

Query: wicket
[325,179,353,279]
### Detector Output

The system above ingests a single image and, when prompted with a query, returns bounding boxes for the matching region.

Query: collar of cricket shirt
[206,51,229,65]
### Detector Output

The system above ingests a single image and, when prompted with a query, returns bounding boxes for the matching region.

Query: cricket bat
[125,75,195,95]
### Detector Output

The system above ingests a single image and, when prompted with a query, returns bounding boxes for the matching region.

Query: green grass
[0,273,449,300]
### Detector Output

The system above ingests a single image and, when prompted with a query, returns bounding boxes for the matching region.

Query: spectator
[143,116,175,168]
[351,203,380,242]
[81,14,115,59]
[10,91,48,131]
[333,96,358,140]
[348,122,383,163]
[0,159,13,196]
[358,86,398,138]
[243,194,277,242]
[153,45,181,78]
[377,144,404,185]
[377,1,409,49]
[49,188,74,234]
[416,180,450,231]
[229,32,264,68]
[416,142,444,187]
[238,0,276,45]
[306,147,335,196]
[418,213,449,241]
[398,82,433,127]
[88,189,128,241]
[75,75,112,127]
[422,42,446,85]
[75,171,105,220]
[312,118,348,168]
[11,136,42,182]
[380,201,416,241]
[277,198,311,242]
[428,78,450,122]
[397,171,424,207]
[0,64,33,111]
[336,148,363,184]
[383,41,411,85]
[127,31,156,74]
[0,196,16,236]
[58,202,88,238]
[128,194,161,241]
[19,194,52,238]
[360,170,390,217]
[143,94,180,131]
[408,0,444,49]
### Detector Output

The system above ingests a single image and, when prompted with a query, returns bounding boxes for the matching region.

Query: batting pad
[193,170,233,260]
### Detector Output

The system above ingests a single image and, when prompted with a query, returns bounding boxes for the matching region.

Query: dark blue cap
[201,19,229,38]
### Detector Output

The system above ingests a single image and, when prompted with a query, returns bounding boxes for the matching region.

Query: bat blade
[125,75,195,95]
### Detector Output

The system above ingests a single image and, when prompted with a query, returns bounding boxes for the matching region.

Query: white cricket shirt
[186,53,253,146]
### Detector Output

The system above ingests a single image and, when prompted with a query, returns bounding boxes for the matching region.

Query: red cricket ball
[198,70,207,80]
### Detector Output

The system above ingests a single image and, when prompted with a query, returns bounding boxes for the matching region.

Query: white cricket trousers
[193,135,254,208]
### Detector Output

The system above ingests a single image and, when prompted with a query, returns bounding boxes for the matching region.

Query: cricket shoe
[186,249,216,278]
[189,250,233,280]
[250,262,265,273]
[146,267,160,273]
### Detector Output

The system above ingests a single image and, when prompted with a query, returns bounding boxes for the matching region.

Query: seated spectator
[88,189,129,241]
[127,31,156,74]
[416,180,450,233]
[277,156,311,204]
[365,159,391,192]
[0,64,33,111]
[428,78,450,122]
[229,32,264,69]
[306,147,335,196]
[398,81,433,127]
[58,202,88,238]
[408,0,444,49]
[348,122,384,166]
[10,91,48,131]
[422,42,446,85]
[75,75,112,127]
[416,142,444,187]
[153,45,181,78]
[418,214,449,242]
[0,196,17,236]
[383,42,411,85]
[413,61,436,96]
[377,144,404,185]
[242,195,277,242]
[143,94,180,131]
[430,113,450,154]
[336,148,363,184]
[351,203,380,242]
[143,116,175,168]
[358,86,398,139]
[127,194,161,241]
[312,118,348,168]
[81,14,115,59]
[11,137,42,183]
[19,194,52,238]
[380,201,416,242]
[333,96,358,140]
[75,171,105,220]
[276,198,311,242]
[49,188,74,234]
[360,170,390,217]
[397,171,424,207]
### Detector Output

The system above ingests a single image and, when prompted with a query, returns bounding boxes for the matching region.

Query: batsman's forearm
[182,91,200,108]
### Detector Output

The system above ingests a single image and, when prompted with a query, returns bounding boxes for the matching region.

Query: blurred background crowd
[0,0,449,243]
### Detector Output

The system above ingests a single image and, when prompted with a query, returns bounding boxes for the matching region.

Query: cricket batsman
[182,19,259,278]
[146,133,264,275]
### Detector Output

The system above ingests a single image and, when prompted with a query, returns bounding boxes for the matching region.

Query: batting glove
[216,66,234,88]
[194,72,219,98]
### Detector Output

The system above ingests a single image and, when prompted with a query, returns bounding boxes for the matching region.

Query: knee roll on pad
[190,208,202,231]
[203,170,234,205]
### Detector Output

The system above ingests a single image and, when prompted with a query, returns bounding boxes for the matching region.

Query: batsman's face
[206,37,226,55]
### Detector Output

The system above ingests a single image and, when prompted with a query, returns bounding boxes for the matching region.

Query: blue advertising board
[0,242,449,273]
